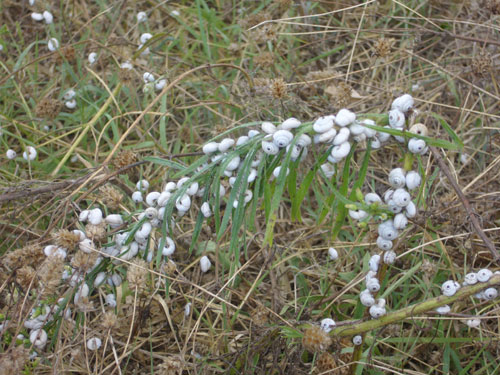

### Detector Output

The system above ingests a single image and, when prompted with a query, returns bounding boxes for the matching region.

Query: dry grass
[0,0,499,374]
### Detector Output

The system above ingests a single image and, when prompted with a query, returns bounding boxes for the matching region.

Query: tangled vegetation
[0,1,499,374]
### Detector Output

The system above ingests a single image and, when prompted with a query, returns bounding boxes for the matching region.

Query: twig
[329,274,500,337]
[429,146,499,262]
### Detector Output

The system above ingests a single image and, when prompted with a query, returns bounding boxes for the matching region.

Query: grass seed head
[38,255,64,298]
[127,258,149,292]
[16,265,38,291]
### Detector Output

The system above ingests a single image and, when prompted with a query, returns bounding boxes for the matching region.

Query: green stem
[330,274,500,337]
[403,152,414,172]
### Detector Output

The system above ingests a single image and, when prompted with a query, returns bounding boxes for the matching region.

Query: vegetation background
[0,0,499,374]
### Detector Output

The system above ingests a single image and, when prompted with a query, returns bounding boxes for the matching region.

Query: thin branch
[329,274,500,337]
[429,146,499,262]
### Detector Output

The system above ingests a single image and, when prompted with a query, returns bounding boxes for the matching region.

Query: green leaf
[429,112,464,149]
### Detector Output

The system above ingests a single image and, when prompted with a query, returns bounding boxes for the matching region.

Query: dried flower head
[38,255,64,298]
[112,150,137,171]
[16,265,38,291]
[85,223,107,242]
[239,12,272,28]
[486,0,500,14]
[252,305,270,326]
[158,356,183,375]
[71,251,99,272]
[35,98,62,119]
[471,52,492,77]
[99,185,123,211]
[2,244,44,270]
[373,38,395,59]
[253,24,278,45]
[302,325,332,353]
[53,229,80,250]
[325,81,352,108]
[254,51,274,68]
[316,352,340,374]
[0,345,30,374]
[75,296,95,312]
[127,258,149,292]
[270,78,287,100]
[52,45,76,64]
[101,311,118,331]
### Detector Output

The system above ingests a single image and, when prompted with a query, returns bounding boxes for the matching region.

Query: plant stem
[329,274,500,337]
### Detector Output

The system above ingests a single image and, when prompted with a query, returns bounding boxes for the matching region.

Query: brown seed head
[302,325,332,353]
[472,52,493,77]
[35,98,62,119]
[53,229,80,250]
[100,185,123,211]
[101,311,118,331]
[16,266,38,291]
[2,244,44,270]
[38,255,64,298]
[373,38,395,59]
[85,223,107,243]
[270,78,287,100]
[127,258,149,292]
